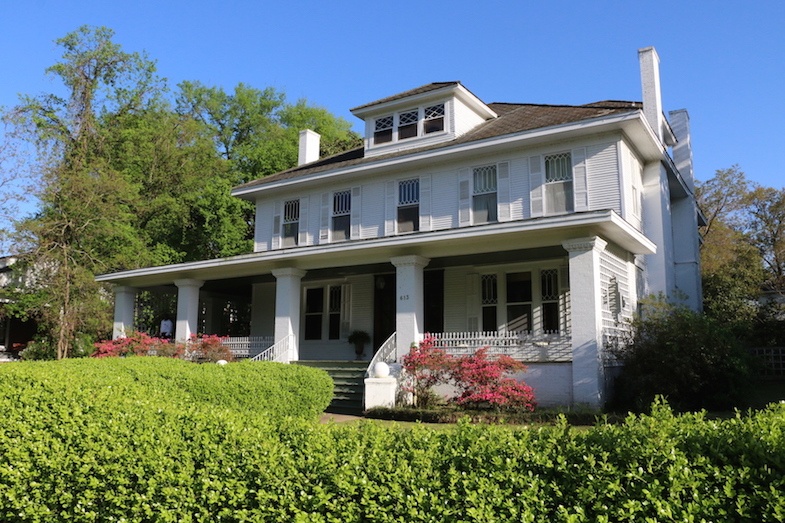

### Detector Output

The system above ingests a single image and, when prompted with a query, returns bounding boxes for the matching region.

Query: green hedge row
[0,357,334,421]
[0,359,783,521]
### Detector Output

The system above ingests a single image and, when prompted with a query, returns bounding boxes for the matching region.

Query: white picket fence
[428,331,572,362]
[223,336,274,359]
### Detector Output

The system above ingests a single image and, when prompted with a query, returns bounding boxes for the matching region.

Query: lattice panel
[545,152,572,182]
[481,274,497,305]
[424,103,444,120]
[398,178,420,205]
[375,115,393,131]
[283,199,299,223]
[473,165,497,194]
[399,110,418,125]
[333,190,351,216]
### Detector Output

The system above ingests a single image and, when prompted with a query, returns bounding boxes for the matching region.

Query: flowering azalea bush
[93,332,234,362]
[402,336,536,411]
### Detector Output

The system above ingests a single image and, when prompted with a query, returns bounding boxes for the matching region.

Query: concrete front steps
[295,360,368,415]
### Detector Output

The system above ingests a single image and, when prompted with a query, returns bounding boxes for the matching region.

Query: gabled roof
[232,99,642,195]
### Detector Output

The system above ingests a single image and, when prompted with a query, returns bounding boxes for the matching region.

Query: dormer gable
[350,82,497,158]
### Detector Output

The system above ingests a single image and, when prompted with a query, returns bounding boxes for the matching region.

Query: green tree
[747,185,785,294]
[10,26,162,358]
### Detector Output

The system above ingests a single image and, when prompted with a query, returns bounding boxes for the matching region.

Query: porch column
[391,255,430,360]
[562,237,607,408]
[272,268,306,362]
[174,279,204,341]
[112,286,137,339]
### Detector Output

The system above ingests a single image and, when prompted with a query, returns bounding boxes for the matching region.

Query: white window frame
[331,190,351,242]
[281,199,300,247]
[472,164,498,224]
[303,284,344,341]
[397,178,420,233]
[544,152,574,215]
[370,102,447,147]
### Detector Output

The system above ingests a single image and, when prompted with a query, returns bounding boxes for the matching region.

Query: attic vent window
[374,116,393,144]
[424,103,445,134]
[399,110,418,140]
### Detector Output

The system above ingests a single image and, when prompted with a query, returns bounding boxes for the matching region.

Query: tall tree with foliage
[9,26,163,358]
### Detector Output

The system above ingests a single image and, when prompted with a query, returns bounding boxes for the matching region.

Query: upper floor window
[473,165,497,224]
[424,104,445,134]
[544,152,574,214]
[397,178,420,233]
[282,199,300,247]
[398,109,419,140]
[332,190,351,241]
[374,116,393,145]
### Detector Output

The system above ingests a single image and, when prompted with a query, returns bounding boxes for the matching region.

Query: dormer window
[398,109,418,140]
[374,116,393,145]
[424,104,445,134]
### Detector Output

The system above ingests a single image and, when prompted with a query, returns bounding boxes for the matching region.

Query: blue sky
[1,0,783,190]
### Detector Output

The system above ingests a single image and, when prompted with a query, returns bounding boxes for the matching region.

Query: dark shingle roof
[233,99,642,193]
[350,82,460,112]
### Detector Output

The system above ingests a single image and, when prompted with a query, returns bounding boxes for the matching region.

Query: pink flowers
[402,336,536,411]
[93,332,234,362]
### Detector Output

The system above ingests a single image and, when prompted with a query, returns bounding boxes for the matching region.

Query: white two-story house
[97,47,702,407]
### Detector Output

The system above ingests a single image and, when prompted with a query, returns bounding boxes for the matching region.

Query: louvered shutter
[572,147,588,211]
[271,200,281,249]
[419,175,431,231]
[458,168,471,226]
[298,197,309,246]
[529,156,544,217]
[319,192,329,243]
[497,162,511,222]
[385,181,396,235]
[350,187,361,239]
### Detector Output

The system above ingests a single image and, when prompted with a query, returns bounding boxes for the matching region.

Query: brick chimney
[638,47,664,144]
[298,129,320,166]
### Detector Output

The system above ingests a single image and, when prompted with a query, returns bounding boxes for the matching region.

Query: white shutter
[298,197,309,246]
[458,168,471,227]
[497,161,511,222]
[271,200,281,250]
[572,147,588,211]
[419,175,431,231]
[529,156,544,217]
[385,181,396,236]
[350,186,361,239]
[319,192,329,243]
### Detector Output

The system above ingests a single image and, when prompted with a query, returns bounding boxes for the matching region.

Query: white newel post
[391,255,430,361]
[272,268,306,363]
[174,279,204,341]
[563,237,607,408]
[112,286,137,339]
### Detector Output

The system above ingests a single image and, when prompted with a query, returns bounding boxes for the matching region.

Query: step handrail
[365,332,396,377]
[250,334,294,362]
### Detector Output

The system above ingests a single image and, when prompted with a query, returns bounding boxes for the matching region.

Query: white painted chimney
[298,129,320,166]
[638,46,664,144]
[669,109,695,192]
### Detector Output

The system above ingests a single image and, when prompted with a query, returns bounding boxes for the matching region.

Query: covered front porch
[100,212,654,407]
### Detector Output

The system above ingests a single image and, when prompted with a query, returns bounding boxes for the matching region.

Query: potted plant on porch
[347,330,371,359]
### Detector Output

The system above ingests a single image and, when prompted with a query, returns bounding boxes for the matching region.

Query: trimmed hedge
[0,359,783,521]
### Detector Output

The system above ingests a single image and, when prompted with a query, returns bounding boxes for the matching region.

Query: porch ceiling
[96,210,655,288]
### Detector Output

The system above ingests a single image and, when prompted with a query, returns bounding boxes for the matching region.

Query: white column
[563,237,607,408]
[174,279,204,341]
[272,268,306,362]
[391,255,430,360]
[112,286,137,339]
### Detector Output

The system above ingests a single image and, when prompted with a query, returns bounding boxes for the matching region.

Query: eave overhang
[96,210,655,288]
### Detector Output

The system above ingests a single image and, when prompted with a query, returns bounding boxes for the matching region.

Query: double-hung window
[478,269,562,334]
[481,274,498,331]
[374,115,393,145]
[282,199,300,247]
[473,165,498,224]
[506,272,533,332]
[304,286,342,340]
[424,103,445,134]
[540,269,560,333]
[544,152,574,214]
[397,178,420,233]
[332,190,351,241]
[398,109,418,140]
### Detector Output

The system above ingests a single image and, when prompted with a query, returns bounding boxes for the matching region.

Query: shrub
[402,336,536,411]
[92,331,184,358]
[186,334,235,362]
[610,298,752,412]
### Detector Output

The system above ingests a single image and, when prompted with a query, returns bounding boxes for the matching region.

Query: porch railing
[224,336,275,359]
[429,331,572,362]
[366,332,397,377]
[250,335,294,363]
